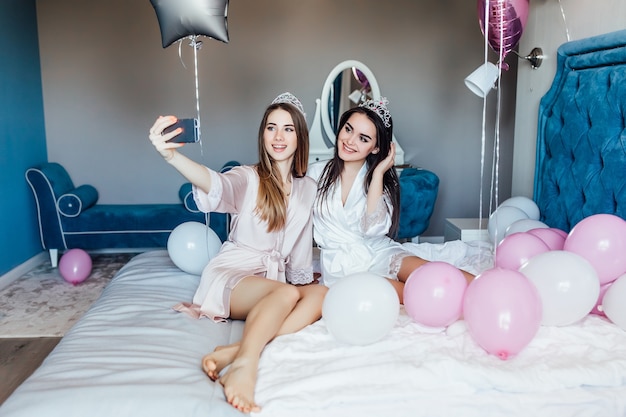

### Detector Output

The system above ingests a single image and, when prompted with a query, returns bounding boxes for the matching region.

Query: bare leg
[202,283,327,380]
[209,277,324,413]
[398,255,475,285]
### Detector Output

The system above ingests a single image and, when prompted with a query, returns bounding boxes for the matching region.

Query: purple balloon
[463,268,542,360]
[564,214,626,285]
[403,262,467,327]
[351,68,370,91]
[495,232,550,271]
[58,249,92,285]
[477,0,529,68]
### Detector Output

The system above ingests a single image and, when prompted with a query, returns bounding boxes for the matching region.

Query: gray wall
[36,0,518,237]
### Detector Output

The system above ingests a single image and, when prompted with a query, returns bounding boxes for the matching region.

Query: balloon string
[191,36,203,155]
[493,1,506,253]
[177,41,186,69]
[477,0,491,267]
[478,2,489,250]
[557,0,571,42]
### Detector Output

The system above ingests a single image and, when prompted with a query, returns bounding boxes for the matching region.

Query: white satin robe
[176,165,316,321]
[308,161,411,287]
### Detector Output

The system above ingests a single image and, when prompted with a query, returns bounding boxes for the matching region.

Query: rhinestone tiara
[271,92,305,116]
[360,97,391,128]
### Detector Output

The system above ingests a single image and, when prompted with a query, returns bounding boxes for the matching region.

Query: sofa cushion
[57,184,99,217]
[179,183,200,212]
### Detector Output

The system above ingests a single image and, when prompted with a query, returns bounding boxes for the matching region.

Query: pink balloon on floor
[463,268,542,360]
[403,262,467,328]
[59,249,93,285]
[495,232,550,271]
[563,214,626,285]
[527,227,567,250]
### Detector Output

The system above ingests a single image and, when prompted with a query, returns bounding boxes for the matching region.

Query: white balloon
[504,219,549,237]
[488,206,529,245]
[602,274,626,331]
[519,250,600,326]
[499,196,540,220]
[322,273,400,345]
[167,221,222,275]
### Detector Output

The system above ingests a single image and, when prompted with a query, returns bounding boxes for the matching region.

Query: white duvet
[254,241,626,417]
[1,245,625,417]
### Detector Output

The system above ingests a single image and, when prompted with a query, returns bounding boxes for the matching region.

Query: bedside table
[444,218,489,242]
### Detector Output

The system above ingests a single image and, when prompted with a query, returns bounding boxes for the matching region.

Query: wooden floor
[0,337,60,405]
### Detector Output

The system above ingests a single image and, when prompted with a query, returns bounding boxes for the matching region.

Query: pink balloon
[403,262,467,327]
[463,268,542,360]
[58,249,92,285]
[563,214,626,285]
[551,228,568,239]
[495,232,550,270]
[477,0,529,69]
[527,227,567,251]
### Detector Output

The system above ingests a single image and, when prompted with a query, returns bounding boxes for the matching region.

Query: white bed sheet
[251,240,626,417]
[0,250,244,417]
[2,245,626,417]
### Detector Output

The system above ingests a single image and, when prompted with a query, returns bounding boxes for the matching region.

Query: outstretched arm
[148,115,213,194]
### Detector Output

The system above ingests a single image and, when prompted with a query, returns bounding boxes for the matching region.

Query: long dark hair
[256,102,309,232]
[317,106,400,238]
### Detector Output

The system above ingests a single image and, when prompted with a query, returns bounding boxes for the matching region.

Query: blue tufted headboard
[534,29,626,232]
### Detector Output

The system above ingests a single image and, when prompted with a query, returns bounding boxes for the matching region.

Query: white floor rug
[0,253,138,337]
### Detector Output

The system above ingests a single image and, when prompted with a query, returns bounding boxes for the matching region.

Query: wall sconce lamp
[514,47,544,69]
[465,47,545,98]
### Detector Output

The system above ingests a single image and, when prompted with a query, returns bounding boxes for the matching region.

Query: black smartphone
[164,118,199,143]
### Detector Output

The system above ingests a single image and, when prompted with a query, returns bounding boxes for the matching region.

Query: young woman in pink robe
[148,93,327,414]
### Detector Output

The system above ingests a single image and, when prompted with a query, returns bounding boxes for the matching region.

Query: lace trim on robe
[360,196,389,233]
[389,251,410,279]
[287,265,314,285]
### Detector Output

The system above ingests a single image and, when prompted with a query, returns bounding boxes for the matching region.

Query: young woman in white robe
[148,93,327,414]
[308,98,474,301]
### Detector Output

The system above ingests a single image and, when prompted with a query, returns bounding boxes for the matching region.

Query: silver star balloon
[150,0,229,48]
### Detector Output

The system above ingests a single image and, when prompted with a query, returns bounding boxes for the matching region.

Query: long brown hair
[255,102,309,232]
[316,106,400,238]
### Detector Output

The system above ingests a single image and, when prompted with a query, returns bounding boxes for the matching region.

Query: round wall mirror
[308,60,404,164]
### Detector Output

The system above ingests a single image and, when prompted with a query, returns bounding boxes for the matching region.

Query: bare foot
[201,344,239,380]
[219,357,261,413]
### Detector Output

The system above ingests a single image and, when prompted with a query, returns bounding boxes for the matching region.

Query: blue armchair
[397,167,439,240]
[25,162,235,266]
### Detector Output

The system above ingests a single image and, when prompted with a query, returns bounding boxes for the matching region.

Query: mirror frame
[308,59,405,165]
[319,60,381,145]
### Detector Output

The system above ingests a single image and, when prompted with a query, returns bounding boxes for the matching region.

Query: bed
[2,29,626,417]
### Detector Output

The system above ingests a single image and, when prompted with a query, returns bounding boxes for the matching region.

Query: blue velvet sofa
[25,162,234,266]
[25,161,437,267]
